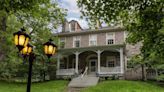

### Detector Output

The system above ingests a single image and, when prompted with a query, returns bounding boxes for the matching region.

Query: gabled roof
[68,20,83,30]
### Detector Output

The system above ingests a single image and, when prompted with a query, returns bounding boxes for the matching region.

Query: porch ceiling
[57,44,125,54]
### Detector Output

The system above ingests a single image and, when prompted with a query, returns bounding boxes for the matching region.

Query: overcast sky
[57,0,89,29]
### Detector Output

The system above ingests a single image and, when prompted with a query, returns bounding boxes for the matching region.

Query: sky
[57,0,89,29]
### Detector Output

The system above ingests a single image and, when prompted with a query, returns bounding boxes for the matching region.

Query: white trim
[120,48,124,74]
[89,59,97,73]
[89,34,97,46]
[69,23,71,32]
[75,52,79,74]
[106,32,115,45]
[73,36,81,48]
[124,31,128,43]
[59,37,66,49]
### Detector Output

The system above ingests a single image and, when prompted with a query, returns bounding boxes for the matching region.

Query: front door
[89,59,97,73]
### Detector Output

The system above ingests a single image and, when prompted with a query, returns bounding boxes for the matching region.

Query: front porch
[56,45,125,78]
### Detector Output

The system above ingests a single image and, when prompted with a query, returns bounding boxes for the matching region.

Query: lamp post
[13,28,57,92]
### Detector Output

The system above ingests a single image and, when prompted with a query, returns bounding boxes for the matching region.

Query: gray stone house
[55,20,140,79]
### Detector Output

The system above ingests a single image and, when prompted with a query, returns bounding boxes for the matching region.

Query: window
[89,34,97,46]
[106,33,115,45]
[73,36,80,47]
[71,23,75,31]
[60,38,65,48]
[60,61,65,69]
[106,56,115,67]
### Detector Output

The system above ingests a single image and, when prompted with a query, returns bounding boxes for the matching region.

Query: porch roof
[57,44,125,54]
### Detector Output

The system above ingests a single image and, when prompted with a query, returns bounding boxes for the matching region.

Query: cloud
[58,0,81,16]
[56,0,89,29]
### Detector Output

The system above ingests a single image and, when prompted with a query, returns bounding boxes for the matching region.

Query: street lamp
[13,28,30,51]
[13,28,57,92]
[43,39,57,58]
[21,44,33,55]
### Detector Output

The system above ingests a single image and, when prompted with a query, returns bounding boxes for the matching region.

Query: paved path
[66,75,99,92]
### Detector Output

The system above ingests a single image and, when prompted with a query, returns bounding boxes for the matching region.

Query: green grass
[81,80,164,92]
[0,80,68,92]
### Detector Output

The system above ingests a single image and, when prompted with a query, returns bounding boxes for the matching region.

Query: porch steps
[68,75,99,88]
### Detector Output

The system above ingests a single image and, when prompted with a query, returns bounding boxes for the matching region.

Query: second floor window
[89,34,97,46]
[73,36,80,47]
[60,38,65,48]
[106,33,115,45]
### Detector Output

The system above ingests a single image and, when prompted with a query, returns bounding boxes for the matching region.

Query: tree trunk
[1,16,7,31]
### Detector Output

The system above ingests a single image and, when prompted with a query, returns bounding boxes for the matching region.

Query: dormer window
[106,33,115,45]
[89,34,97,46]
[73,36,81,47]
[71,23,75,31]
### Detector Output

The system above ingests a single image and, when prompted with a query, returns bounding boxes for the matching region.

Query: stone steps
[68,76,99,88]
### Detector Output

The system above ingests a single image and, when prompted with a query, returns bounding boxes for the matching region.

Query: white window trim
[59,37,65,49]
[124,31,128,43]
[89,34,97,46]
[106,56,116,67]
[73,36,81,48]
[69,23,71,32]
[106,32,115,45]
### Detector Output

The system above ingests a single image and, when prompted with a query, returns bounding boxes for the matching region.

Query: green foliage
[156,74,164,82]
[78,0,164,63]
[0,1,66,81]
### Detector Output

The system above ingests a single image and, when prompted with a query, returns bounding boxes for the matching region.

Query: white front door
[89,59,97,73]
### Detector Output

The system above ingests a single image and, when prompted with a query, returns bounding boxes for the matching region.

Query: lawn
[81,80,164,92]
[0,80,68,92]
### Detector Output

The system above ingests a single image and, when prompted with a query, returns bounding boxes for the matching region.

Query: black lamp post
[13,28,57,92]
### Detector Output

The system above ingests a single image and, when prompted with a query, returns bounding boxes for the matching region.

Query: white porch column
[75,52,79,74]
[97,50,101,74]
[57,54,60,70]
[120,48,124,74]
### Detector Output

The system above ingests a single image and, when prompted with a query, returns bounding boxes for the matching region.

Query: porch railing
[56,68,75,76]
[100,66,121,73]
[81,67,88,78]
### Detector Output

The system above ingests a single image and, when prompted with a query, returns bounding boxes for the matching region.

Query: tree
[0,0,51,31]
[77,0,164,65]
[0,1,66,81]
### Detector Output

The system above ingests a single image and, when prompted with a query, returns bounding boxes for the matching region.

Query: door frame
[89,59,97,73]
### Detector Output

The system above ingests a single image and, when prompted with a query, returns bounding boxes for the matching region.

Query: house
[55,20,140,79]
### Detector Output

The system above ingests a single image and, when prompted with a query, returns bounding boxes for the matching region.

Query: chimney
[96,20,102,29]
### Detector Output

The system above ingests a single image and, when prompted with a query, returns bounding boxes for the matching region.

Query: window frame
[106,56,116,67]
[89,34,97,46]
[60,37,65,49]
[73,36,81,48]
[106,32,115,45]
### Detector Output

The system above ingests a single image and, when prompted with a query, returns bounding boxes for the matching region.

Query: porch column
[57,54,60,70]
[120,48,124,74]
[75,52,79,74]
[97,50,101,74]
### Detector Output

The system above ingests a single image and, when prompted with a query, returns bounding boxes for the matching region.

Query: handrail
[81,67,88,78]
